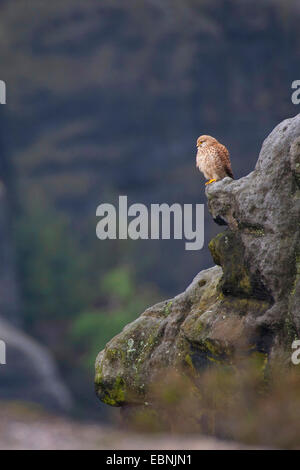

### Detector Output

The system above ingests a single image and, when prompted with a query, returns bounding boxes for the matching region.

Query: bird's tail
[226,168,234,179]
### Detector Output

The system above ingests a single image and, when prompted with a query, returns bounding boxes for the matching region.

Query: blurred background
[0,0,299,448]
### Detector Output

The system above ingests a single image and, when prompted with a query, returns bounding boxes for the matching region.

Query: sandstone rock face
[207,113,300,336]
[95,114,300,408]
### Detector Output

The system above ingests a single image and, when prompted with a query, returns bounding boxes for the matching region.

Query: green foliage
[13,197,160,410]
[101,267,135,303]
[71,267,156,369]
[14,203,91,327]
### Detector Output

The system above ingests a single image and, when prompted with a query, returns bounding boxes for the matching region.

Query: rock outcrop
[95,114,300,410]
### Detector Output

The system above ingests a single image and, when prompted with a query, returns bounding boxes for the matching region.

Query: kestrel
[196,135,234,185]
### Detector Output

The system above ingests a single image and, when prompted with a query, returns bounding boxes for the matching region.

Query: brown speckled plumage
[196,135,234,182]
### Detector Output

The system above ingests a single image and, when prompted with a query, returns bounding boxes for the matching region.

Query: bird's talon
[205,179,216,185]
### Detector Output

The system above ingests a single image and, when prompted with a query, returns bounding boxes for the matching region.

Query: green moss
[284,311,298,346]
[164,301,173,316]
[100,375,126,406]
[95,362,103,384]
[95,368,127,407]
[208,232,224,266]
[287,248,300,344]
[221,296,270,317]
[239,275,251,292]
[184,353,195,372]
[194,338,232,366]
[249,351,268,373]
[291,249,300,296]
[196,321,204,333]
[131,327,161,388]
[209,231,272,302]
[206,355,224,365]
[114,321,162,392]
[203,338,227,357]
[94,317,165,406]
[105,348,125,362]
[238,222,265,237]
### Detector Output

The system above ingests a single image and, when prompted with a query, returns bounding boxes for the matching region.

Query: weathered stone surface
[207,114,300,335]
[95,114,300,408]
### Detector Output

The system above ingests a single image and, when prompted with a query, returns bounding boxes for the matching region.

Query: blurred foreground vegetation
[125,356,300,449]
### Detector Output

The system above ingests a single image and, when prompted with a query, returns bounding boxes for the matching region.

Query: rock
[207,113,300,334]
[96,266,223,407]
[0,316,72,411]
[95,114,300,412]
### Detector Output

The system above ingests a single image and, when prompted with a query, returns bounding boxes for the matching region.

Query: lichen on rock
[95,114,300,418]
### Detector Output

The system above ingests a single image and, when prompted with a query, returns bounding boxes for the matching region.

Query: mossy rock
[209,231,272,302]
[95,266,273,408]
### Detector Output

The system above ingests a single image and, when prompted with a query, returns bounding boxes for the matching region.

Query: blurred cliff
[0,0,299,417]
[0,109,72,411]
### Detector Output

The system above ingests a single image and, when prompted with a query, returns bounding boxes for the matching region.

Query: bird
[196,135,234,185]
